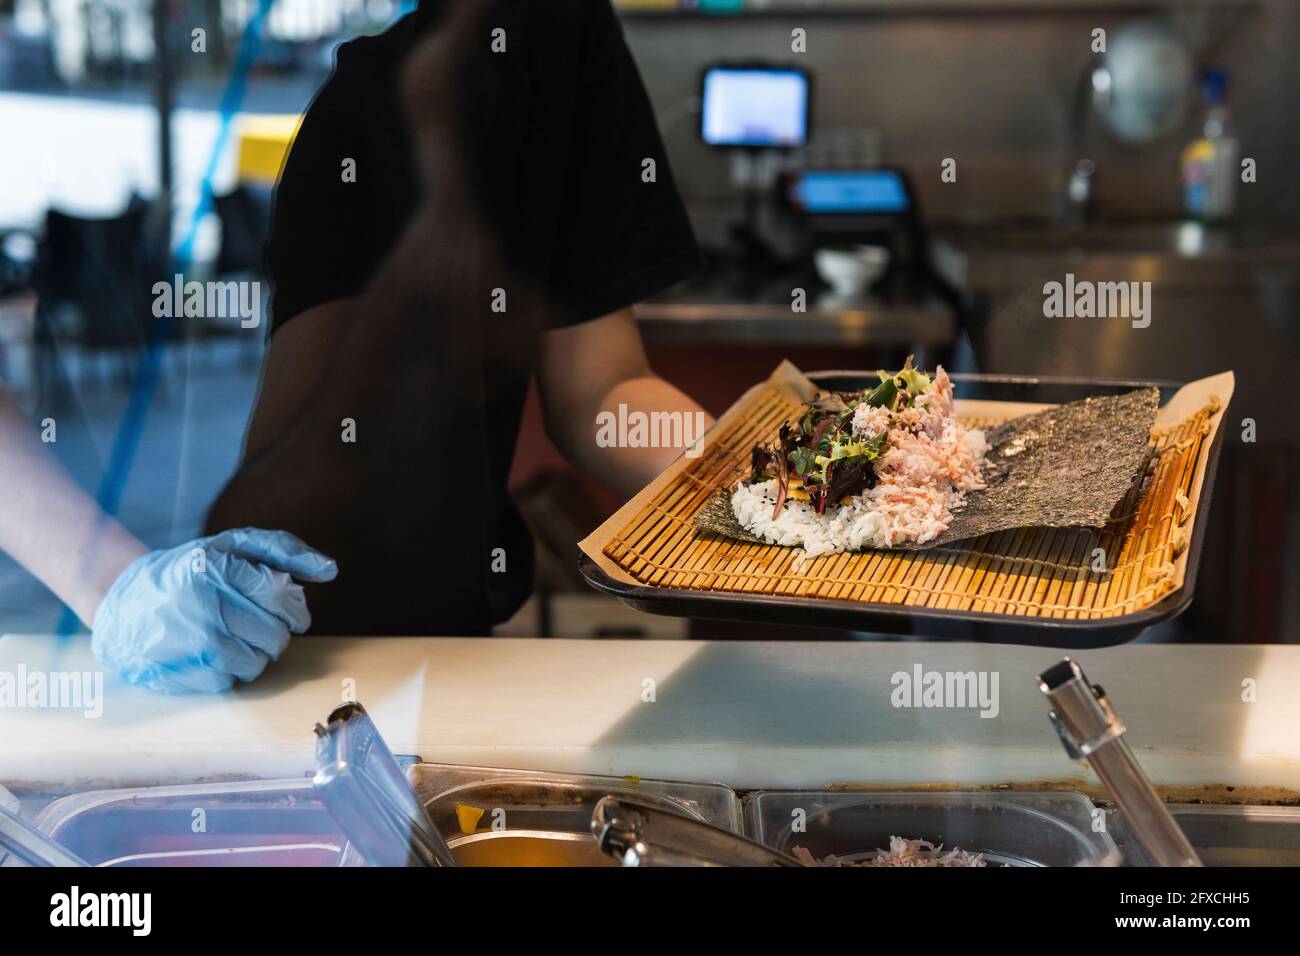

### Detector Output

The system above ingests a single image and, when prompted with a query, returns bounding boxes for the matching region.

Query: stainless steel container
[407,762,743,867]
[745,790,1121,867]
[1109,804,1300,867]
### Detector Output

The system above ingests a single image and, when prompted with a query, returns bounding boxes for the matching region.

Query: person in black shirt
[204,0,709,636]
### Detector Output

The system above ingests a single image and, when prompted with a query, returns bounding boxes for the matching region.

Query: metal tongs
[591,795,803,867]
[1038,658,1201,867]
[313,702,457,867]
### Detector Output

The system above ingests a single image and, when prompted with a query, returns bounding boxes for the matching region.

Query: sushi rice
[731,367,989,557]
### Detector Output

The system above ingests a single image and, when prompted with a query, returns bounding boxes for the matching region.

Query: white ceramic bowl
[814,245,890,297]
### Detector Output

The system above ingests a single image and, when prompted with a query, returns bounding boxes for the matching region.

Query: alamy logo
[152,274,262,328]
[0,666,103,718]
[50,887,151,936]
[890,664,1000,718]
[595,404,708,459]
[1042,273,1151,328]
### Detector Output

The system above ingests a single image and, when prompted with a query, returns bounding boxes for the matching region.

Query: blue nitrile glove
[91,528,338,694]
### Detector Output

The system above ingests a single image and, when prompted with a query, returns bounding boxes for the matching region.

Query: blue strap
[57,0,276,636]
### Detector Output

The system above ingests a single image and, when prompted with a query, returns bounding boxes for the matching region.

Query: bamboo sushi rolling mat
[582,365,1235,621]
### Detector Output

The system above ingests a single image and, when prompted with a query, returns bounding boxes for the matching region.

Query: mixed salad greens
[748,357,935,519]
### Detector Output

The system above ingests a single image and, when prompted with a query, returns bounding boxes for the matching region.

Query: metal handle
[313,702,457,867]
[1039,658,1202,867]
[591,795,803,867]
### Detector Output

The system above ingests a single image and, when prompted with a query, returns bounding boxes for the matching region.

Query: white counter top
[2,634,1298,797]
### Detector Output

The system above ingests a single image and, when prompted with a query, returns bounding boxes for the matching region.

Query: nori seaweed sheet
[693,386,1160,550]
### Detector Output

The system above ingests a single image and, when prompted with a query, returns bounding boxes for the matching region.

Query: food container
[407,763,743,867]
[744,790,1120,867]
[34,779,346,867]
[1108,804,1300,867]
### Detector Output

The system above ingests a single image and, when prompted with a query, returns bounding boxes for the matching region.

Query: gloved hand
[92,528,338,694]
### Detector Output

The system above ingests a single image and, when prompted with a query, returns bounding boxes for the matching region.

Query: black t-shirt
[262,0,698,634]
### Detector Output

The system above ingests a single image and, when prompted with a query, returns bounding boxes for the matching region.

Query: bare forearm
[0,391,148,625]
[555,373,713,497]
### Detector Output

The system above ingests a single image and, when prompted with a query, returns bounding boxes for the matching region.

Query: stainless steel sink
[933,221,1300,293]
[957,223,1226,256]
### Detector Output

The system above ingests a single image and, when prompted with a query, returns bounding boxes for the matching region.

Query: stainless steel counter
[930,221,1300,429]
[933,221,1300,292]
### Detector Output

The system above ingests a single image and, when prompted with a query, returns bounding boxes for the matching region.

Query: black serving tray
[577,372,1224,648]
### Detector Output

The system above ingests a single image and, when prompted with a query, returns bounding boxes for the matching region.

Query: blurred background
[0,0,1296,642]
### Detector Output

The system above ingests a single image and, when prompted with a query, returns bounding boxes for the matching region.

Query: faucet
[1062,57,1111,224]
